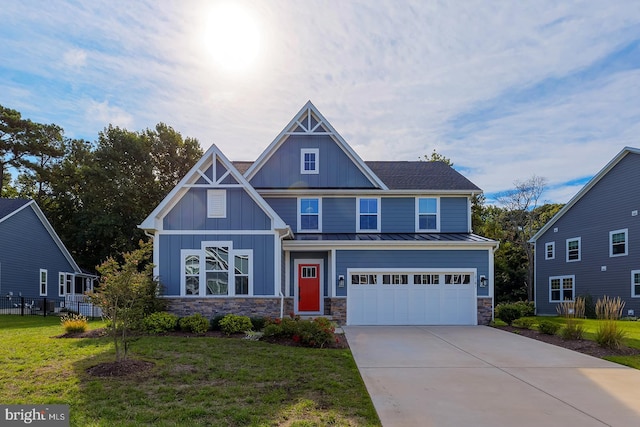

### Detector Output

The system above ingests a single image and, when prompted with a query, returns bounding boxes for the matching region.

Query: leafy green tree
[0,105,64,196]
[422,148,454,166]
[89,240,165,361]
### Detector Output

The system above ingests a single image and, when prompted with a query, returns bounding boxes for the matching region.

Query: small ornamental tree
[89,240,164,361]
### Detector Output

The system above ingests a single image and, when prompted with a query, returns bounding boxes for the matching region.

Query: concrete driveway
[344,326,640,427]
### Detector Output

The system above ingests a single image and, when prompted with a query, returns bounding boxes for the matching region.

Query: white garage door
[347,270,477,325]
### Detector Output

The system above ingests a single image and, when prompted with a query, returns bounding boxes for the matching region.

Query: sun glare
[204,2,262,74]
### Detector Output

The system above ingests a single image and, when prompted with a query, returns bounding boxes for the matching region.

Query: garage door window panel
[445,274,471,284]
[414,274,439,285]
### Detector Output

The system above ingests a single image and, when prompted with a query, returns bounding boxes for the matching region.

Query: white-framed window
[349,270,475,287]
[632,270,640,298]
[545,242,555,260]
[207,189,227,218]
[610,229,628,257]
[416,197,438,231]
[58,273,73,296]
[550,275,574,302]
[298,198,321,232]
[300,148,319,174]
[357,197,380,232]
[566,237,581,262]
[181,242,252,297]
[39,269,47,296]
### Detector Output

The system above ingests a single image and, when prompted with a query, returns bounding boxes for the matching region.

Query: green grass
[518,316,640,369]
[0,316,380,426]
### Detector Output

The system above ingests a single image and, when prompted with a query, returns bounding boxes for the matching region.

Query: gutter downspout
[277,227,294,319]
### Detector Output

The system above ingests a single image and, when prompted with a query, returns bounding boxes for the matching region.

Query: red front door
[298,264,320,312]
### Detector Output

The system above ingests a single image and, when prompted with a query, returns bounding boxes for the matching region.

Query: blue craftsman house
[531,147,640,317]
[0,198,96,312]
[140,102,498,325]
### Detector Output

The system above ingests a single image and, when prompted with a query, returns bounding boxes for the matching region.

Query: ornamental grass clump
[595,296,627,349]
[61,313,88,333]
[557,297,585,340]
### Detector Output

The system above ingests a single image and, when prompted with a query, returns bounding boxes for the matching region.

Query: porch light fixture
[338,275,345,288]
[479,275,487,287]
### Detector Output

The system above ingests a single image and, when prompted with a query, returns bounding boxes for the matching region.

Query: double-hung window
[300,149,319,174]
[357,198,380,232]
[545,242,555,260]
[610,229,628,257]
[550,275,574,302]
[39,269,47,296]
[566,237,581,262]
[181,242,252,297]
[298,198,321,232]
[632,270,640,298]
[416,198,438,231]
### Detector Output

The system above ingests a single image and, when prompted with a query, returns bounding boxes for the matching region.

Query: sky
[2,0,640,204]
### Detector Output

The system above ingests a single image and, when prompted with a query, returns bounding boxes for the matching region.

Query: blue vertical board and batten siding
[440,197,469,232]
[381,198,414,233]
[249,135,377,189]
[0,206,76,297]
[535,152,640,315]
[323,198,357,233]
[164,188,271,230]
[335,249,490,297]
[263,198,297,228]
[158,234,276,296]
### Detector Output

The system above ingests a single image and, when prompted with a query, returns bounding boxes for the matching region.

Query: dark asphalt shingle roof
[364,161,481,191]
[0,198,31,220]
[233,160,480,191]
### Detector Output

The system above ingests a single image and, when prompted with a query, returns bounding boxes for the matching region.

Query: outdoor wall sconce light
[479,275,487,287]
[338,275,345,288]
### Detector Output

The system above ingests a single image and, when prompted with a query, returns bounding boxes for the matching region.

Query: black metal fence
[0,295,102,318]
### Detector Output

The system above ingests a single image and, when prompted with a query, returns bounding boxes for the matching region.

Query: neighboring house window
[181,242,252,297]
[300,148,319,174]
[298,198,321,232]
[566,237,581,262]
[545,242,555,260]
[207,189,227,218]
[632,270,640,298]
[610,229,628,257]
[58,273,72,296]
[39,269,47,296]
[416,198,438,231]
[357,198,380,232]
[550,275,574,302]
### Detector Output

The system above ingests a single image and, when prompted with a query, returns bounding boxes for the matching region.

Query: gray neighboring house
[0,198,96,310]
[530,147,640,316]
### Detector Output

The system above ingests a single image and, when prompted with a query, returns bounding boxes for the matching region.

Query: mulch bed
[496,325,640,358]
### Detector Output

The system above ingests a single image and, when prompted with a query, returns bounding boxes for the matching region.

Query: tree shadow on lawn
[69,334,379,426]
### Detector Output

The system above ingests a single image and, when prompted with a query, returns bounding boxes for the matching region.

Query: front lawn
[0,316,380,426]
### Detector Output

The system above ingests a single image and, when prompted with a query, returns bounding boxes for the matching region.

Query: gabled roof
[243,101,388,190]
[0,198,30,220]
[0,198,82,273]
[530,146,640,243]
[139,144,288,231]
[365,161,481,191]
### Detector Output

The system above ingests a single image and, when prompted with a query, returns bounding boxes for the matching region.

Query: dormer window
[301,149,319,174]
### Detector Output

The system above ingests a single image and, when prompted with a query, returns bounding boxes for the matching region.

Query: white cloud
[85,100,134,129]
[62,48,88,68]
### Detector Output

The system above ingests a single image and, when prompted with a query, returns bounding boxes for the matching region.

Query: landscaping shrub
[512,301,535,317]
[250,316,267,331]
[61,313,88,333]
[595,296,627,349]
[178,313,210,334]
[143,312,178,333]
[210,315,226,331]
[537,320,560,335]
[511,317,535,329]
[262,317,337,348]
[495,304,521,325]
[219,314,253,335]
[557,297,585,340]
